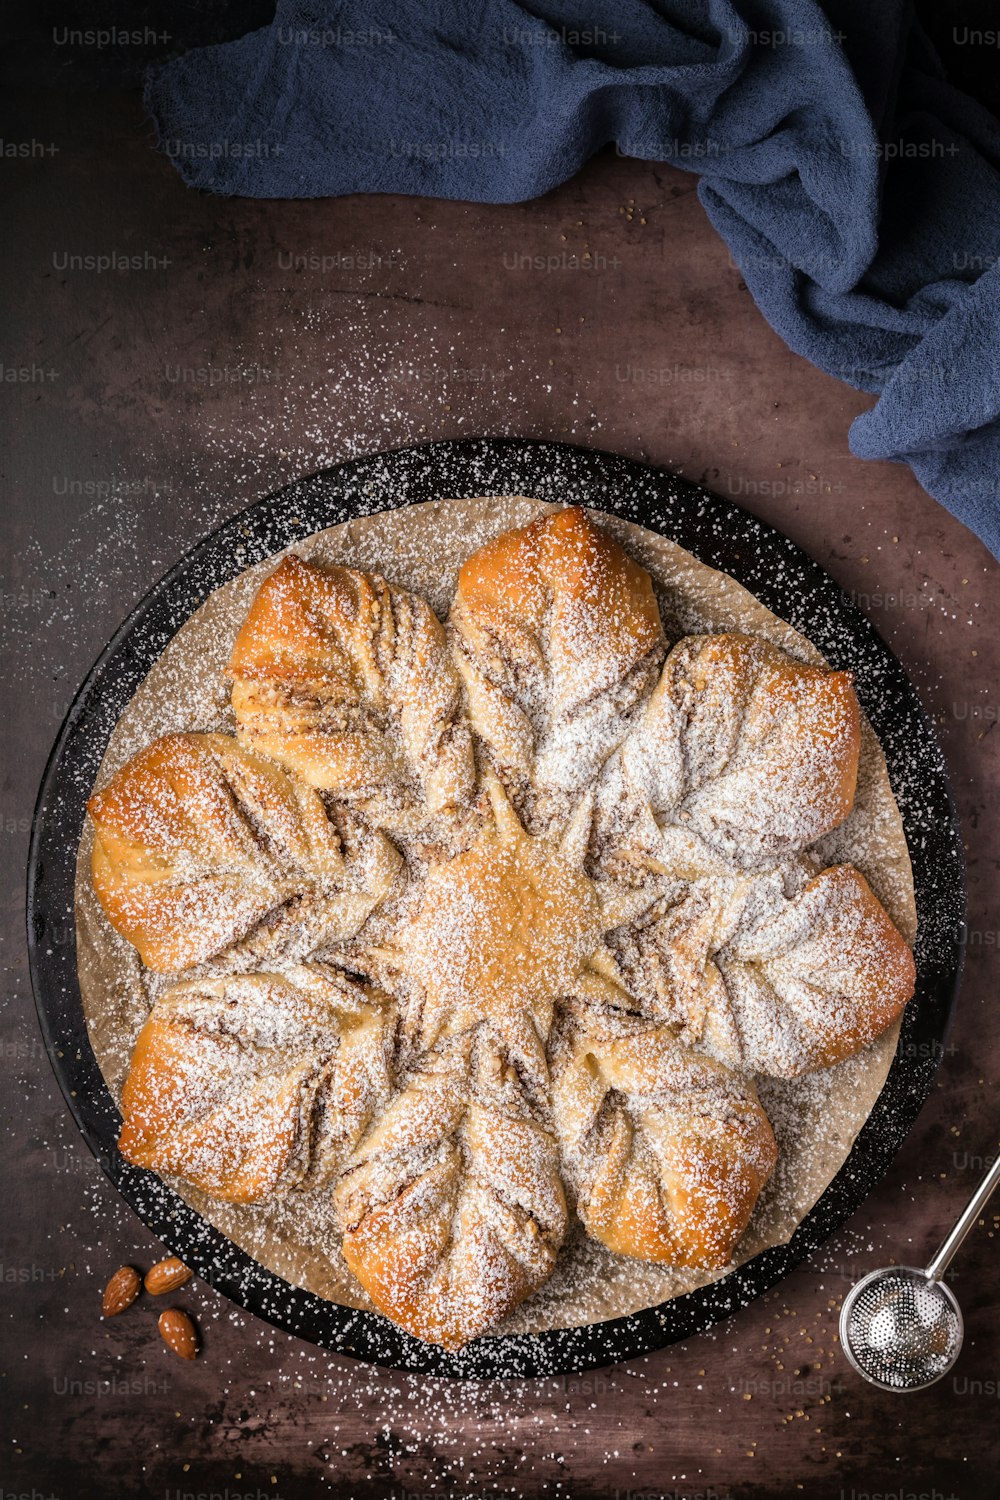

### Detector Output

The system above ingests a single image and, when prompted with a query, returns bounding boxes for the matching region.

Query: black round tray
[27,438,965,1378]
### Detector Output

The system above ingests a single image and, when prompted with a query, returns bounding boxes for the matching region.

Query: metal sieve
[839,1151,1000,1391]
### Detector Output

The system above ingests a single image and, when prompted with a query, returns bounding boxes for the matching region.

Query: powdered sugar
[74,492,919,1350]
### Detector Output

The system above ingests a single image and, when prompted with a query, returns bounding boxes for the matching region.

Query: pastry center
[400,806,604,1043]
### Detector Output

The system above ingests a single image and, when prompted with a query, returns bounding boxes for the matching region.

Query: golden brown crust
[602,862,915,1078]
[592,632,861,878]
[120,1011,308,1202]
[449,506,667,831]
[228,554,475,834]
[719,863,916,1074]
[118,966,396,1202]
[336,1035,567,1350]
[378,774,611,1064]
[88,732,399,972]
[550,1022,777,1266]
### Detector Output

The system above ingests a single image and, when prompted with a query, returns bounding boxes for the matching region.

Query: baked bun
[88,732,399,972]
[591,632,861,880]
[335,1032,566,1351]
[550,1017,777,1265]
[118,966,396,1201]
[449,506,666,832]
[604,863,915,1077]
[228,554,475,836]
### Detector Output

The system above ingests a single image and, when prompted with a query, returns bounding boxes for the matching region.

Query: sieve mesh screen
[841,1268,962,1390]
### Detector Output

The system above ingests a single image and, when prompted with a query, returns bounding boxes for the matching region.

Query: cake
[86,506,916,1350]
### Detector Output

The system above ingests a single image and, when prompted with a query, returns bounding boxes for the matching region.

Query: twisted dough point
[228,554,475,834]
[605,864,915,1078]
[449,506,666,832]
[118,966,397,1203]
[551,1023,777,1266]
[88,732,399,972]
[716,863,916,1076]
[335,1033,567,1350]
[595,633,861,877]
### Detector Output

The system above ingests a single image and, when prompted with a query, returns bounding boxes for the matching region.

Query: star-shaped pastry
[90,505,915,1349]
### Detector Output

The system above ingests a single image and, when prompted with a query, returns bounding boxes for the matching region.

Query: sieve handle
[926,1148,1000,1282]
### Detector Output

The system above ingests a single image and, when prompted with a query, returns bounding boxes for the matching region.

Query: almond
[144,1256,192,1296]
[158,1307,198,1361]
[102,1266,140,1318]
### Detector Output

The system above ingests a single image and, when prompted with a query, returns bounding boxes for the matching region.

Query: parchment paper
[74,496,916,1334]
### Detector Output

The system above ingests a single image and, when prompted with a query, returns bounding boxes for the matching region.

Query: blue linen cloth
[145,2,1000,557]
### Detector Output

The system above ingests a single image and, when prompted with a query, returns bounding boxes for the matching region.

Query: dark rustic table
[2,78,997,1500]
